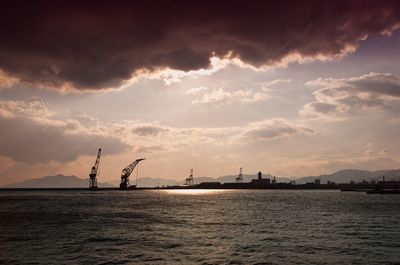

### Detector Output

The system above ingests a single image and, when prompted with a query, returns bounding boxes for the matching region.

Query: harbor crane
[236,167,243,183]
[185,168,194,186]
[120,158,145,189]
[89,148,101,190]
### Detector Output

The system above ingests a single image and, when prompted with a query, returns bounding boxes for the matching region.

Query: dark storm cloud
[1,0,400,90]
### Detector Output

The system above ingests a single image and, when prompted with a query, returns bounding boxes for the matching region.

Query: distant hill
[4,169,400,188]
[163,169,400,186]
[295,169,400,184]
[136,177,179,187]
[3,174,115,188]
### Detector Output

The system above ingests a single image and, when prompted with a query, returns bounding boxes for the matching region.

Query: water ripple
[0,190,399,264]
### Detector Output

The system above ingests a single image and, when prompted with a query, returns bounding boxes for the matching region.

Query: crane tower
[89,148,101,190]
[185,169,194,186]
[236,167,243,183]
[120,158,145,190]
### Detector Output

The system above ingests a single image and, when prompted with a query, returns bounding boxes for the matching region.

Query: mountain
[136,177,179,187]
[151,169,400,186]
[3,174,115,188]
[4,169,400,188]
[295,169,400,184]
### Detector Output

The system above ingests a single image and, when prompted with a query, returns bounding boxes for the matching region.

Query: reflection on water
[0,190,399,264]
[161,189,227,195]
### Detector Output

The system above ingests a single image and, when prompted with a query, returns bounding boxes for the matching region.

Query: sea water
[0,190,399,264]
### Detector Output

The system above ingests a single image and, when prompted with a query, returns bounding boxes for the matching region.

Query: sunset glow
[0,0,400,186]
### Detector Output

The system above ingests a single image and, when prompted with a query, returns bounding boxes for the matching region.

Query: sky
[1,0,400,185]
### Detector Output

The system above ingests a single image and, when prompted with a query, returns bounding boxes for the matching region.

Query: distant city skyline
[1,1,400,185]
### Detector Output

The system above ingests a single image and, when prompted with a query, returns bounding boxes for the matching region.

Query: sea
[0,189,399,264]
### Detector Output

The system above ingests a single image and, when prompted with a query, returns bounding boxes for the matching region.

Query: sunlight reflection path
[160,189,227,195]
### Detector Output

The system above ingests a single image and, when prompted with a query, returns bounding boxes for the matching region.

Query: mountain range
[3,174,114,188]
[3,169,400,188]
[293,169,400,184]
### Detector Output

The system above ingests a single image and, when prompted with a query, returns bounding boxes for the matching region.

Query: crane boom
[120,158,145,189]
[89,148,101,190]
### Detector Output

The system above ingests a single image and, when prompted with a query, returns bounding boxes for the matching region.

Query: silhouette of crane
[89,148,101,190]
[185,169,194,186]
[236,167,243,183]
[120,158,145,189]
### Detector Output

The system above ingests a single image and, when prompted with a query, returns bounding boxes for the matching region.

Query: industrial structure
[85,150,398,193]
[251,171,271,185]
[89,148,101,190]
[119,158,145,190]
[236,167,243,183]
[80,151,400,193]
[185,169,195,186]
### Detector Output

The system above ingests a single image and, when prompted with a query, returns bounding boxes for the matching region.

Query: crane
[89,148,101,190]
[120,158,145,189]
[185,168,194,186]
[236,167,243,183]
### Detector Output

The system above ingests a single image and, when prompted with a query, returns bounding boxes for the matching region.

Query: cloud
[232,118,313,142]
[260,79,292,91]
[158,56,233,85]
[64,110,99,128]
[135,145,166,153]
[131,124,169,136]
[380,148,390,155]
[186,86,208,94]
[0,1,399,90]
[105,121,231,154]
[0,70,19,88]
[301,73,400,118]
[108,118,312,153]
[363,144,391,157]
[0,99,129,163]
[0,98,50,118]
[192,87,268,105]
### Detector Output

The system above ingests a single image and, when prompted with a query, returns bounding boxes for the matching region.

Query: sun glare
[161,189,227,195]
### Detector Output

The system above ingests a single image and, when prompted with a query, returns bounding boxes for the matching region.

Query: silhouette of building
[251,171,271,185]
[272,176,277,184]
